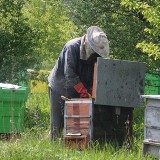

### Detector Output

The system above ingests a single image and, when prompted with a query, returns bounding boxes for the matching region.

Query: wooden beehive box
[142,95,160,159]
[63,99,93,149]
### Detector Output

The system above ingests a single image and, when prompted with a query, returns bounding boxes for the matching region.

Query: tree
[64,0,160,73]
[0,0,38,83]
[23,0,78,69]
[121,0,160,60]
[0,0,78,84]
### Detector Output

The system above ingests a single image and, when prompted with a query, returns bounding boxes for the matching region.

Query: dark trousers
[48,86,79,141]
[48,87,64,141]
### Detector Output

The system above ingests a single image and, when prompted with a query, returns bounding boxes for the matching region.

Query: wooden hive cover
[93,58,146,107]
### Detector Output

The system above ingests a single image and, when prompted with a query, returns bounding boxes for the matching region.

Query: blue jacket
[48,37,100,98]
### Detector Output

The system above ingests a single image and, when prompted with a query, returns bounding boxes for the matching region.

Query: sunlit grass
[0,130,154,160]
[0,81,155,160]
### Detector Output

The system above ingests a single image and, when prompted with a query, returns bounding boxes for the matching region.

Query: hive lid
[0,83,21,89]
[141,95,160,99]
[94,58,146,107]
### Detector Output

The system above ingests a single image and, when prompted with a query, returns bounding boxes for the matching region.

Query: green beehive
[0,86,29,133]
[145,73,160,95]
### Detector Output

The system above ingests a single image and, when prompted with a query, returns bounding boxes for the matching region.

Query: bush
[25,92,50,130]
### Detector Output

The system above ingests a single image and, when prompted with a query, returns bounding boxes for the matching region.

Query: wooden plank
[63,135,89,149]
[92,63,97,99]
[146,99,160,108]
[143,142,160,159]
[143,97,160,159]
[145,107,160,128]
[66,128,90,136]
[66,103,90,115]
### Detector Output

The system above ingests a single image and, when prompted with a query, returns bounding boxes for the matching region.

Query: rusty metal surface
[94,58,146,107]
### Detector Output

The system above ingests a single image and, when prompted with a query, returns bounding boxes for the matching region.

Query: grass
[0,131,154,160]
[0,81,155,160]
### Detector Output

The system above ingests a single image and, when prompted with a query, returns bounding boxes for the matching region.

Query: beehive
[63,99,93,149]
[142,95,160,159]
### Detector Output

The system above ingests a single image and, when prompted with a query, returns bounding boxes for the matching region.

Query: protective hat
[86,26,109,57]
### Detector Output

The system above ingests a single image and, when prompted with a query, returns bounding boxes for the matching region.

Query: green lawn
[0,92,155,160]
[0,130,154,160]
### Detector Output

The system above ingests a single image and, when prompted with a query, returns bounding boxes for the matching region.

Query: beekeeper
[48,26,109,141]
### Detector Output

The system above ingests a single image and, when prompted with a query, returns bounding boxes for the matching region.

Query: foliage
[133,108,144,139]
[23,0,78,69]
[25,81,49,129]
[65,0,160,73]
[25,102,49,130]
[0,0,78,84]
[27,69,50,85]
[0,0,38,83]
[0,131,154,160]
[121,0,160,60]
[64,0,145,59]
